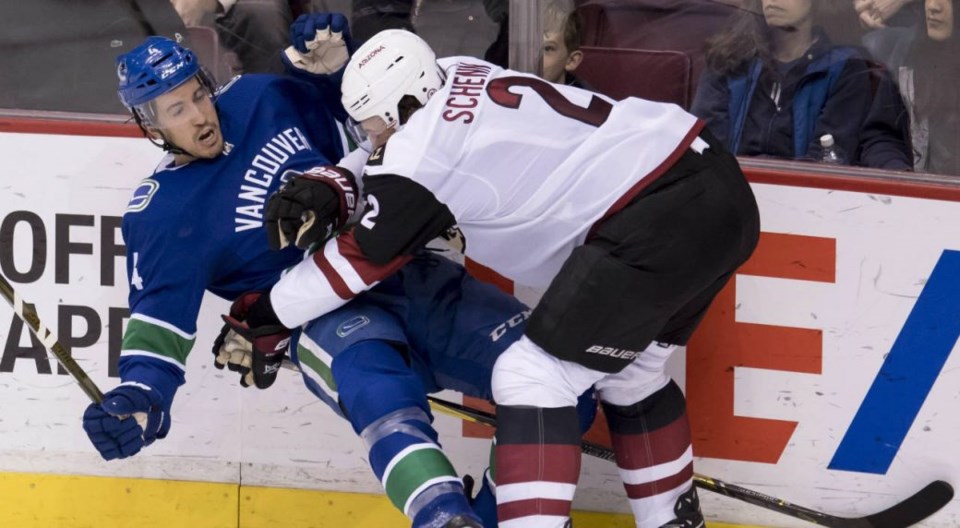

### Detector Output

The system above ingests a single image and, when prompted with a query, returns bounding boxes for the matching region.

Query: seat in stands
[576,46,693,108]
[184,26,240,85]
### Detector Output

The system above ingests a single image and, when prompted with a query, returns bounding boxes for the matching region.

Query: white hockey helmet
[341,29,445,127]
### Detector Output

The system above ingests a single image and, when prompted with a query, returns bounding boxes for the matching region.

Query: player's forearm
[270,233,409,328]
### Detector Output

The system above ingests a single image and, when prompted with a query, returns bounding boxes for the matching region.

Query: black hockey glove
[265,166,357,250]
[213,292,290,389]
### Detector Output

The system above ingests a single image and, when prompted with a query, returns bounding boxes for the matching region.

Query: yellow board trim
[0,471,759,527]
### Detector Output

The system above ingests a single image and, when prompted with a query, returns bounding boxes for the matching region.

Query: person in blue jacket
[691,0,874,165]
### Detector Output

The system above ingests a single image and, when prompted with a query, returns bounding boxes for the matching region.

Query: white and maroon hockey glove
[265,165,357,250]
[213,292,290,389]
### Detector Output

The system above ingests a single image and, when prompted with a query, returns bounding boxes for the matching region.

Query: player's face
[150,78,222,160]
[361,116,396,149]
[762,0,814,29]
[926,0,954,41]
[541,32,570,84]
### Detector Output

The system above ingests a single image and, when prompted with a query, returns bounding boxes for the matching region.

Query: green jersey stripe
[297,334,338,393]
[121,317,193,366]
[383,445,458,513]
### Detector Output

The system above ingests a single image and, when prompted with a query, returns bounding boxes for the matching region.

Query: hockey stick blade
[695,474,953,528]
[426,396,953,527]
[0,273,104,403]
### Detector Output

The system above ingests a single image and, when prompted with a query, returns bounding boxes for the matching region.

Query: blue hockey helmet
[116,36,204,112]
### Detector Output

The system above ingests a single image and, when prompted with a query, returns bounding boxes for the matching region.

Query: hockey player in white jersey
[230,30,760,528]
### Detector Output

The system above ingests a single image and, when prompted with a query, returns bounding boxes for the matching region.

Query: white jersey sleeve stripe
[270,238,356,328]
[129,312,196,340]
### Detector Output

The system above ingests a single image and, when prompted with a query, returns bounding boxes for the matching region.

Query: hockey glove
[82,382,169,460]
[282,12,352,76]
[265,166,357,250]
[215,292,290,389]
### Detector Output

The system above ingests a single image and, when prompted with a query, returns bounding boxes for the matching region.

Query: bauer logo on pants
[585,345,639,361]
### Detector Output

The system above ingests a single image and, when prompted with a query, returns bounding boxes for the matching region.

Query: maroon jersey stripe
[622,461,694,500]
[610,413,691,470]
[336,233,410,285]
[498,498,573,522]
[496,444,581,486]
[310,246,354,300]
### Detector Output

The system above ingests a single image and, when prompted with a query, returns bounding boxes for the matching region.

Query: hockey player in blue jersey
[81,33,346,429]
[80,19,594,528]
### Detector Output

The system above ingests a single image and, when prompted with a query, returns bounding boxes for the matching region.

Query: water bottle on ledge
[819,134,844,164]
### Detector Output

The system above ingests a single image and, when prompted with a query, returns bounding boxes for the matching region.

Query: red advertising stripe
[0,116,143,138]
[739,232,836,282]
[745,166,960,202]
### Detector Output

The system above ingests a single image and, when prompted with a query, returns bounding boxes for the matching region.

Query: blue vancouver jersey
[295,253,530,418]
[119,74,348,393]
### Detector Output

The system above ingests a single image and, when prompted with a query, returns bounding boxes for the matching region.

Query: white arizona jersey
[271,56,705,327]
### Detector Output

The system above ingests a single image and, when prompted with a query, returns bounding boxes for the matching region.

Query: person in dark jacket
[856,61,914,170]
[897,0,960,175]
[691,0,874,164]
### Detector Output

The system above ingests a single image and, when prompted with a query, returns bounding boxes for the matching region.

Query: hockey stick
[427,396,954,528]
[0,273,104,403]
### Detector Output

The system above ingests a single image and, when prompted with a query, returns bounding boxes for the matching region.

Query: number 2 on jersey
[486,76,612,127]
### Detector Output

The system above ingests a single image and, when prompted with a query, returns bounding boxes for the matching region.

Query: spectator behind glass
[541,0,588,87]
[899,0,960,175]
[692,0,873,165]
[855,0,924,70]
[481,0,589,88]
[170,0,293,74]
[350,0,414,44]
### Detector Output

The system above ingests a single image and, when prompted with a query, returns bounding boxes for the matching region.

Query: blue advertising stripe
[829,250,960,474]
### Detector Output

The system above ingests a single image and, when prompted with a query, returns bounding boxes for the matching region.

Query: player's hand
[82,382,169,460]
[265,166,357,250]
[216,292,290,389]
[212,322,286,389]
[170,0,219,27]
[282,12,352,75]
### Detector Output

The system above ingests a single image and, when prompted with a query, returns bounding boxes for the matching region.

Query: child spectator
[541,0,588,88]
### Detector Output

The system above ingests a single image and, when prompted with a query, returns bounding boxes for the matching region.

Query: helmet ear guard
[340,30,446,127]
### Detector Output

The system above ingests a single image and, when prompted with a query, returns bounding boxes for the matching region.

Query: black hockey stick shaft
[0,273,105,403]
[427,396,953,528]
